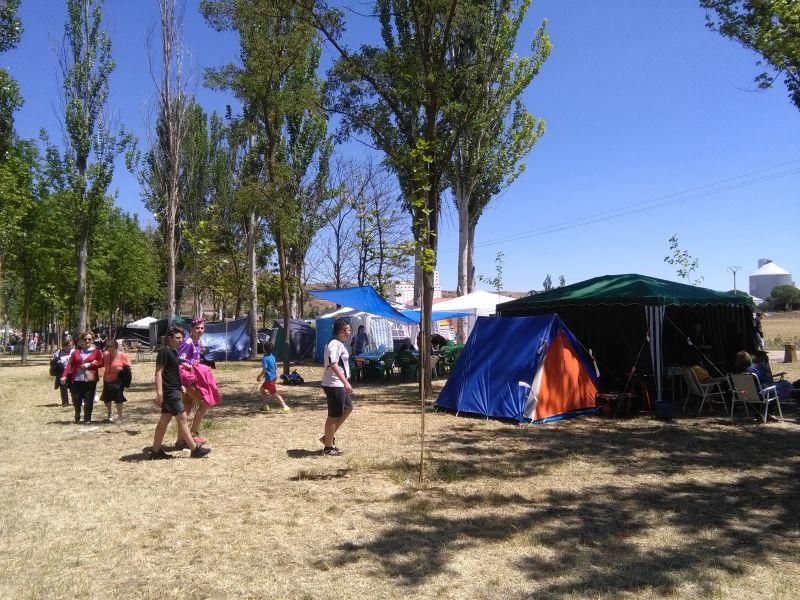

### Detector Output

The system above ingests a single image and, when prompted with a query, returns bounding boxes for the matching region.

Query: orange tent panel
[536,331,598,420]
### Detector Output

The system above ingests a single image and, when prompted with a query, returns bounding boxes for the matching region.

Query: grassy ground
[1,352,799,599]
[762,311,800,351]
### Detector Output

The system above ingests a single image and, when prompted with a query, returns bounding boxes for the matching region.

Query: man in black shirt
[150,327,211,459]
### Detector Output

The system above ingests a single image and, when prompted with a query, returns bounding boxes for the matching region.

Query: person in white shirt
[320,319,353,456]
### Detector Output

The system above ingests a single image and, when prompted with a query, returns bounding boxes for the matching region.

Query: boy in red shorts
[256,341,290,413]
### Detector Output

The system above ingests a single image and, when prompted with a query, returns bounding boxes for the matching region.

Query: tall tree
[316,0,481,405]
[0,0,22,160]
[53,0,135,332]
[447,0,550,341]
[203,0,329,372]
[148,0,191,320]
[0,140,36,359]
[314,0,487,480]
[0,0,23,345]
[701,0,800,110]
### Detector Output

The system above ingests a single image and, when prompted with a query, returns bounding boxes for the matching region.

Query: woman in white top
[320,319,353,456]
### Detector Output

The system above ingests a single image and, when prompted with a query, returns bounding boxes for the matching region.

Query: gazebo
[497,274,756,401]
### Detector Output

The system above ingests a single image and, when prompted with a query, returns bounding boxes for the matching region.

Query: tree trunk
[76,232,89,332]
[467,221,476,293]
[165,199,177,320]
[247,210,258,359]
[0,255,6,348]
[455,182,469,343]
[276,232,291,375]
[20,272,31,366]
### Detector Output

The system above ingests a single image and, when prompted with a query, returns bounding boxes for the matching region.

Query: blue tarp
[435,315,599,422]
[309,286,471,323]
[309,286,417,323]
[202,317,251,361]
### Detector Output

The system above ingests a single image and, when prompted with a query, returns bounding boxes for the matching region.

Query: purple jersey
[177,338,201,365]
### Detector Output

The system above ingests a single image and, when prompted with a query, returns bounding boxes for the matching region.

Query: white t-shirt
[322,339,350,388]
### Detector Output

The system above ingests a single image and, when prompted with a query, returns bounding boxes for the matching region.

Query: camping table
[355,351,385,380]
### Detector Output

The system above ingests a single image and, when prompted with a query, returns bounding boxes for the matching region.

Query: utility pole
[728,265,741,293]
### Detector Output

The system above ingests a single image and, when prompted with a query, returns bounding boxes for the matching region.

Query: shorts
[161,392,185,415]
[261,379,277,395]
[100,381,126,404]
[323,386,352,418]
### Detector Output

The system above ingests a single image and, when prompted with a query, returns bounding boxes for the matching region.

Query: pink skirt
[179,363,221,407]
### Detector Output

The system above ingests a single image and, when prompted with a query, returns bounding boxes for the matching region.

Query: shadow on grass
[286,449,322,459]
[289,468,350,481]
[119,450,154,462]
[324,409,800,596]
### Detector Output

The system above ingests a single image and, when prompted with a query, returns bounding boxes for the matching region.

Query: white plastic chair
[681,367,727,415]
[728,372,783,423]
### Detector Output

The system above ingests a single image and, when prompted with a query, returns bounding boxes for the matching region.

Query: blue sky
[5,1,799,294]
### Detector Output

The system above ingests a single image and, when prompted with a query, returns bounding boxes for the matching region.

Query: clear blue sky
[5,1,799,294]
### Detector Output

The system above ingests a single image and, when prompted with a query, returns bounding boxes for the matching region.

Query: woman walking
[101,339,132,422]
[60,332,103,423]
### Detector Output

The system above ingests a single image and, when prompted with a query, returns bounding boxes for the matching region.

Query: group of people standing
[53,332,131,424]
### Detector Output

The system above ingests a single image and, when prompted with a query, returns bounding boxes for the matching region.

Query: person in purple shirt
[174,318,218,449]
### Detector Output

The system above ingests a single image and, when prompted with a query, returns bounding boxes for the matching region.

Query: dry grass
[763,311,800,353]
[1,354,800,599]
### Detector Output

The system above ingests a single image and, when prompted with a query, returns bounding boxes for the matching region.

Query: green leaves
[701,0,800,110]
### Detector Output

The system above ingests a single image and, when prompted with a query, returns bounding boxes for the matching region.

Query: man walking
[150,327,210,460]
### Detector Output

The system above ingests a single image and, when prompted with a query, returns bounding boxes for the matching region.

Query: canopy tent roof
[498,274,753,312]
[126,316,157,329]
[432,290,515,315]
[310,286,469,323]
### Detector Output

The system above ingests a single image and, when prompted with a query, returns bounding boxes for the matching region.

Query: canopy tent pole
[645,306,665,403]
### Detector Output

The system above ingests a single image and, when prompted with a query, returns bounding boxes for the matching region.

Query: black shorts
[323,386,352,418]
[100,381,126,403]
[161,393,185,415]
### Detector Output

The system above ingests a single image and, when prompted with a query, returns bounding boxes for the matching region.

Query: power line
[441,159,800,253]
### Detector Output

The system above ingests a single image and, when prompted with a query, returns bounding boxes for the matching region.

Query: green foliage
[202,0,332,339]
[0,0,22,159]
[48,0,136,328]
[701,0,800,109]
[765,284,800,311]
[664,234,704,285]
[478,251,505,294]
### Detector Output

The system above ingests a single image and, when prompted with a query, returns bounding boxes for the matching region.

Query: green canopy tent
[496,274,756,403]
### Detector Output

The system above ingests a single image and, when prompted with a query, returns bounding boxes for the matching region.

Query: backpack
[119,364,132,389]
[280,370,305,385]
[50,354,65,378]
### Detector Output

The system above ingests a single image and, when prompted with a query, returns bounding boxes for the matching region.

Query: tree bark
[247,209,258,359]
[467,221,476,293]
[76,232,89,332]
[275,231,291,375]
[455,181,469,343]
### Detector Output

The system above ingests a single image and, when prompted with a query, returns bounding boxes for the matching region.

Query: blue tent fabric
[435,315,599,422]
[309,287,417,324]
[202,317,251,361]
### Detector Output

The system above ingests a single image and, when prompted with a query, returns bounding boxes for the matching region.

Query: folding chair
[728,372,783,423]
[681,367,727,415]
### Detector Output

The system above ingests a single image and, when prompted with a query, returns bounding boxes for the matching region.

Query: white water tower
[749,259,793,300]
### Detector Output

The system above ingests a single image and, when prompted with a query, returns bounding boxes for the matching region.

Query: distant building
[749,259,794,300]
[389,271,442,306]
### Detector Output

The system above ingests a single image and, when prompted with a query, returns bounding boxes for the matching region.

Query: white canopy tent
[432,290,516,340]
[126,316,157,329]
